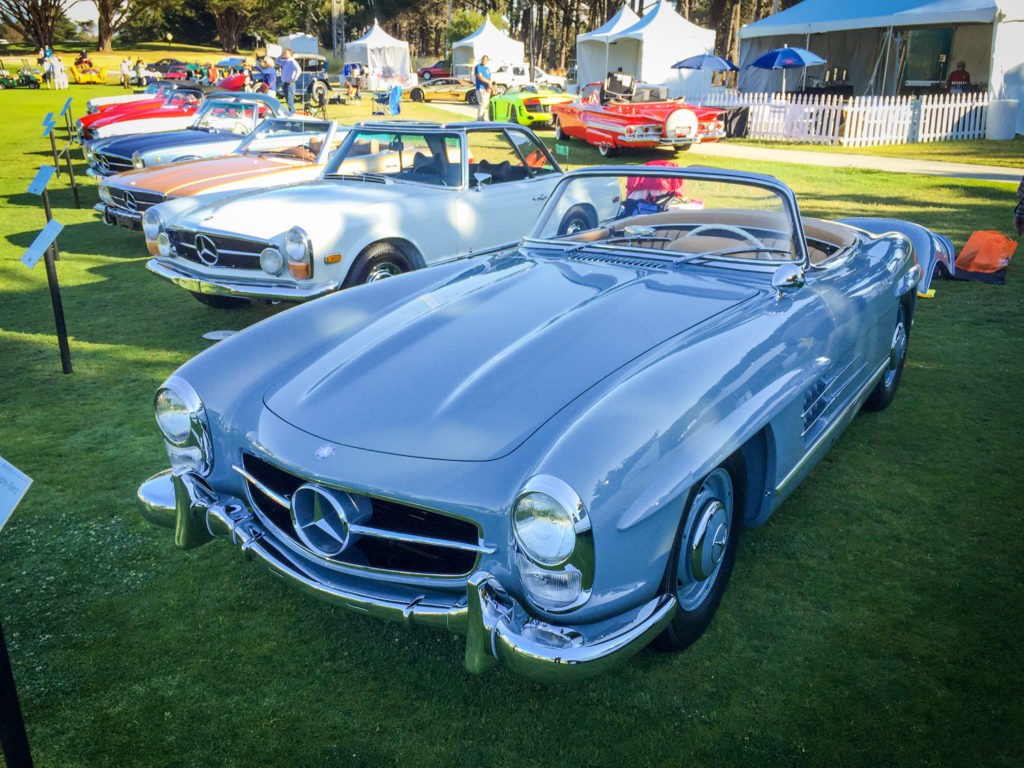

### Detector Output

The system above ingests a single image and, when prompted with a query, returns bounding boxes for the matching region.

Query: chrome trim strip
[146,258,340,301]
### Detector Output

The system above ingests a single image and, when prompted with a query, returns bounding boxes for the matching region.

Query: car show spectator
[278,48,301,113]
[474,54,492,120]
[51,54,67,89]
[120,57,132,88]
[946,61,970,92]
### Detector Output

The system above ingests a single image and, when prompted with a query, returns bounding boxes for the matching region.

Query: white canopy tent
[604,2,716,98]
[575,6,640,89]
[739,0,1024,134]
[452,18,525,74]
[346,21,415,90]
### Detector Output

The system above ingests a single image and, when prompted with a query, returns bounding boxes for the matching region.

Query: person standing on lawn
[278,48,301,114]
[474,55,492,121]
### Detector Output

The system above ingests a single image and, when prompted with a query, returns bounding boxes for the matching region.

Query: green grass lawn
[1,85,1022,768]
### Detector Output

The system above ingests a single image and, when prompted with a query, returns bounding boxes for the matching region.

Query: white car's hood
[171,179,436,242]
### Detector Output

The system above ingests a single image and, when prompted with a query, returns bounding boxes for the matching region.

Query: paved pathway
[429,101,1021,184]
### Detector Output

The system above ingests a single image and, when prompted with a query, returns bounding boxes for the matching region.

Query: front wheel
[553,117,568,142]
[466,90,478,105]
[863,302,910,411]
[654,459,743,652]
[410,88,424,102]
[344,242,413,287]
[557,205,597,236]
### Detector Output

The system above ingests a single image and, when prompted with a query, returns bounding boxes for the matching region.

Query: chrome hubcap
[676,468,733,611]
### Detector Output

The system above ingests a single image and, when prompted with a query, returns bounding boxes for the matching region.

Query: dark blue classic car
[84,92,284,177]
[137,165,947,681]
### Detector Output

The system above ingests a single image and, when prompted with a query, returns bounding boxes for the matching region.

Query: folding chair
[372,85,402,116]
[303,88,328,118]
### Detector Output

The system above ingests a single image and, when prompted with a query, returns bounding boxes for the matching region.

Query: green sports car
[487,84,575,127]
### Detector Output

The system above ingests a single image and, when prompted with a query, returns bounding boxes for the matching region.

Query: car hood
[97,128,233,156]
[113,155,311,197]
[175,179,421,240]
[263,254,758,461]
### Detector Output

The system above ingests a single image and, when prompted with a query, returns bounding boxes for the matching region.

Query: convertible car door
[454,128,561,256]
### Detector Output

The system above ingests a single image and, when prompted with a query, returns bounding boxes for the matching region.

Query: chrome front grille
[107,187,165,212]
[239,453,485,577]
[167,229,267,270]
[93,152,134,175]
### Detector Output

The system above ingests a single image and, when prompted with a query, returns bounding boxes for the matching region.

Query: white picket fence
[703,90,991,147]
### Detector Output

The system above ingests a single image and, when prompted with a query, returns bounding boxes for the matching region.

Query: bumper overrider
[138,469,677,683]
[94,202,142,230]
[146,258,340,303]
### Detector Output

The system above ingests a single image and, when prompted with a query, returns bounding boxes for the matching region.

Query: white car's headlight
[512,475,594,612]
[154,378,212,475]
[142,209,162,241]
[98,183,113,205]
[284,227,312,279]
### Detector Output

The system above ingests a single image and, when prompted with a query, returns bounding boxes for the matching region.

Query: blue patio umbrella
[672,54,738,103]
[672,53,738,72]
[746,46,826,94]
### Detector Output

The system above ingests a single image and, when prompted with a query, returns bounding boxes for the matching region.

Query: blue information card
[0,456,32,534]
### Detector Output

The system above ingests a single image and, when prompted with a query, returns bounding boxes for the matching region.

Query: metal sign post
[0,457,35,768]
[25,166,72,374]
[43,106,80,209]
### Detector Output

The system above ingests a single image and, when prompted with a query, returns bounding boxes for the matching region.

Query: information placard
[27,165,55,196]
[20,219,63,269]
[0,456,32,534]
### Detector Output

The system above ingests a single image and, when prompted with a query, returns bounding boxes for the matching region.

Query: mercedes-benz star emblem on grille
[121,191,137,211]
[97,155,110,172]
[290,484,371,557]
[194,234,219,266]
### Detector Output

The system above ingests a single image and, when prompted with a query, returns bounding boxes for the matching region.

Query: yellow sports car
[407,77,478,105]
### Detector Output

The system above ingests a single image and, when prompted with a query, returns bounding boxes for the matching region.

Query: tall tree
[0,0,76,47]
[91,0,131,51]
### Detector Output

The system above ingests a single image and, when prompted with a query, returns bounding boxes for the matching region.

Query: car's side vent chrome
[567,252,671,270]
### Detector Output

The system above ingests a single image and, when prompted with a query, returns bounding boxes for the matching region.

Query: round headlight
[84,146,95,164]
[156,232,171,257]
[155,387,193,446]
[260,247,284,275]
[142,209,162,240]
[513,491,576,566]
[154,378,212,475]
[98,184,113,205]
[284,227,310,262]
[132,151,144,169]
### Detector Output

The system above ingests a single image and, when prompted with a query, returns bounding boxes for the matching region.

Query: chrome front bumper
[146,258,340,302]
[138,469,677,683]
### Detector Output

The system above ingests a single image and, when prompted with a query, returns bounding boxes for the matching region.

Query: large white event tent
[575,5,640,87]
[346,21,415,90]
[452,18,526,74]
[575,2,715,96]
[739,0,1023,135]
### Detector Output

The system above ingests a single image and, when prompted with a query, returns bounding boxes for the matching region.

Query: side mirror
[771,262,805,299]
[473,172,492,190]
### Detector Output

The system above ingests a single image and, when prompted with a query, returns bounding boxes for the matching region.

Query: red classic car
[77,87,206,142]
[551,82,725,157]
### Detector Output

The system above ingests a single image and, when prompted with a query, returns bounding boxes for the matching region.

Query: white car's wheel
[345,243,413,287]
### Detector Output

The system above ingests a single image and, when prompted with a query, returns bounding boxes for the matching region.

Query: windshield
[324,127,465,187]
[193,100,260,133]
[239,118,338,160]
[531,167,801,263]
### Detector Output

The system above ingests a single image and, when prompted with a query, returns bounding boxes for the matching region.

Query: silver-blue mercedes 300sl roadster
[137,164,946,682]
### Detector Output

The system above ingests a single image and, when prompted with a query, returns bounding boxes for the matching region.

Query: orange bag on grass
[955,231,1017,273]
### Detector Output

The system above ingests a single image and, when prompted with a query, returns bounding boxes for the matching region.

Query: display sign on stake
[25,168,73,374]
[42,106,81,207]
[0,456,35,768]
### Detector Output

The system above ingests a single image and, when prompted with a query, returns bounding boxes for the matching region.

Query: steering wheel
[413,165,448,186]
[683,223,767,251]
